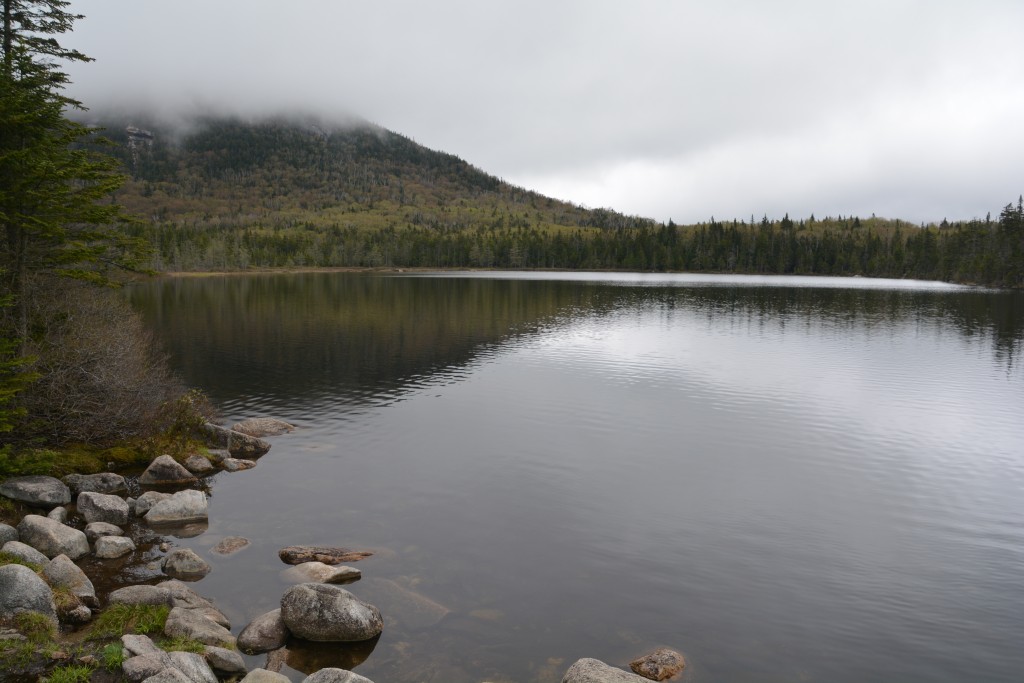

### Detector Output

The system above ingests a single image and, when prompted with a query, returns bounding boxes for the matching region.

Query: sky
[63,0,1024,225]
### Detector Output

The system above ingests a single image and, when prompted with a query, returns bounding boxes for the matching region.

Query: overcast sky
[64,1,1024,224]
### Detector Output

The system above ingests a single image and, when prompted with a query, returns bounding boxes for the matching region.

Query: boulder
[62,472,127,495]
[141,669,193,683]
[47,506,68,523]
[0,522,17,545]
[139,454,198,487]
[63,603,92,624]
[221,458,256,472]
[210,536,250,556]
[16,514,89,559]
[0,564,57,625]
[0,475,71,508]
[239,670,290,683]
[184,455,215,475]
[43,554,97,607]
[108,585,171,606]
[302,670,374,683]
[280,583,383,642]
[159,580,230,627]
[164,606,236,648]
[562,658,650,683]
[162,548,211,580]
[122,634,163,657]
[2,540,49,567]
[85,521,124,542]
[76,491,130,526]
[122,651,173,683]
[231,418,295,438]
[629,648,686,681]
[134,491,172,516]
[237,609,289,655]
[95,535,136,559]
[280,562,360,585]
[204,645,247,676]
[168,651,218,683]
[278,546,373,565]
[201,423,271,458]
[145,490,208,526]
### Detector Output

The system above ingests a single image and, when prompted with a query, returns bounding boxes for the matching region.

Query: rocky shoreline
[1,418,686,683]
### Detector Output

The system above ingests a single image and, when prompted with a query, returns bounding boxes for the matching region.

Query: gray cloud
[64,0,1024,223]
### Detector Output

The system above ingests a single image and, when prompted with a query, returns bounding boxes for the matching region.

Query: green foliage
[0,551,43,572]
[157,635,207,653]
[0,445,55,476]
[99,641,125,671]
[42,664,95,683]
[14,610,56,644]
[88,603,169,640]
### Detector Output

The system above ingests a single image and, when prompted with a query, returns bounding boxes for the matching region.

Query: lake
[128,271,1024,683]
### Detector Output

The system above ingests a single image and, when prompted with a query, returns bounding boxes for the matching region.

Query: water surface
[129,272,1024,683]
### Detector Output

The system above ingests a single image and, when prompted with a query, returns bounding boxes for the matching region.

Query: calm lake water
[128,272,1024,683]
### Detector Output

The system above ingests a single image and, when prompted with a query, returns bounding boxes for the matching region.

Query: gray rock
[142,671,193,683]
[164,606,236,648]
[162,548,211,580]
[63,472,127,495]
[237,609,289,655]
[302,669,375,683]
[158,580,230,627]
[145,490,208,525]
[201,422,271,459]
[205,449,229,465]
[168,651,218,683]
[281,562,361,584]
[183,455,215,475]
[139,454,198,487]
[135,491,172,516]
[85,521,124,542]
[108,585,171,606]
[280,583,383,642]
[63,603,92,624]
[239,670,291,683]
[0,522,17,545]
[47,506,68,523]
[231,418,295,438]
[77,491,130,525]
[562,658,650,683]
[0,475,71,508]
[123,651,173,682]
[629,649,686,681]
[122,634,162,657]
[204,645,247,676]
[95,535,137,559]
[2,540,49,567]
[210,536,250,555]
[43,554,97,606]
[0,564,57,625]
[221,458,256,472]
[16,514,89,559]
[278,546,373,565]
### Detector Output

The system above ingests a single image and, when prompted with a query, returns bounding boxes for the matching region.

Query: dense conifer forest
[92,114,1023,288]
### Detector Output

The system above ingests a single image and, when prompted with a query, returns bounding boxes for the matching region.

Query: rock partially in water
[278,546,373,565]
[0,564,57,625]
[17,514,89,560]
[237,608,289,655]
[0,522,17,545]
[162,548,211,580]
[0,475,71,508]
[85,521,124,542]
[201,423,271,459]
[629,648,686,681]
[95,535,136,559]
[139,454,198,487]
[302,668,375,683]
[280,583,383,642]
[63,472,127,495]
[2,540,49,567]
[563,658,650,683]
[76,491,130,526]
[231,418,295,438]
[280,562,361,585]
[145,490,208,526]
[222,458,256,472]
[43,554,97,607]
[108,585,171,606]
[211,536,251,556]
[204,645,247,676]
[239,670,291,683]
[184,455,216,475]
[164,606,236,648]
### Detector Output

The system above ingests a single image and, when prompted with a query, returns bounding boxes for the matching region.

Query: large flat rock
[0,475,70,508]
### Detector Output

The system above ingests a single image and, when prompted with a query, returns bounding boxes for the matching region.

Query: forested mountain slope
[90,113,1022,287]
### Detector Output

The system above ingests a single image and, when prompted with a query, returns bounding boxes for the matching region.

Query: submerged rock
[17,514,89,560]
[629,648,686,681]
[563,658,650,683]
[280,583,383,642]
[280,561,360,585]
[211,536,251,556]
[231,418,295,438]
[278,546,373,565]
[0,475,71,508]
[359,577,449,630]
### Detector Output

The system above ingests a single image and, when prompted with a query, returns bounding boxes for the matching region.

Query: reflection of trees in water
[129,275,1024,404]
